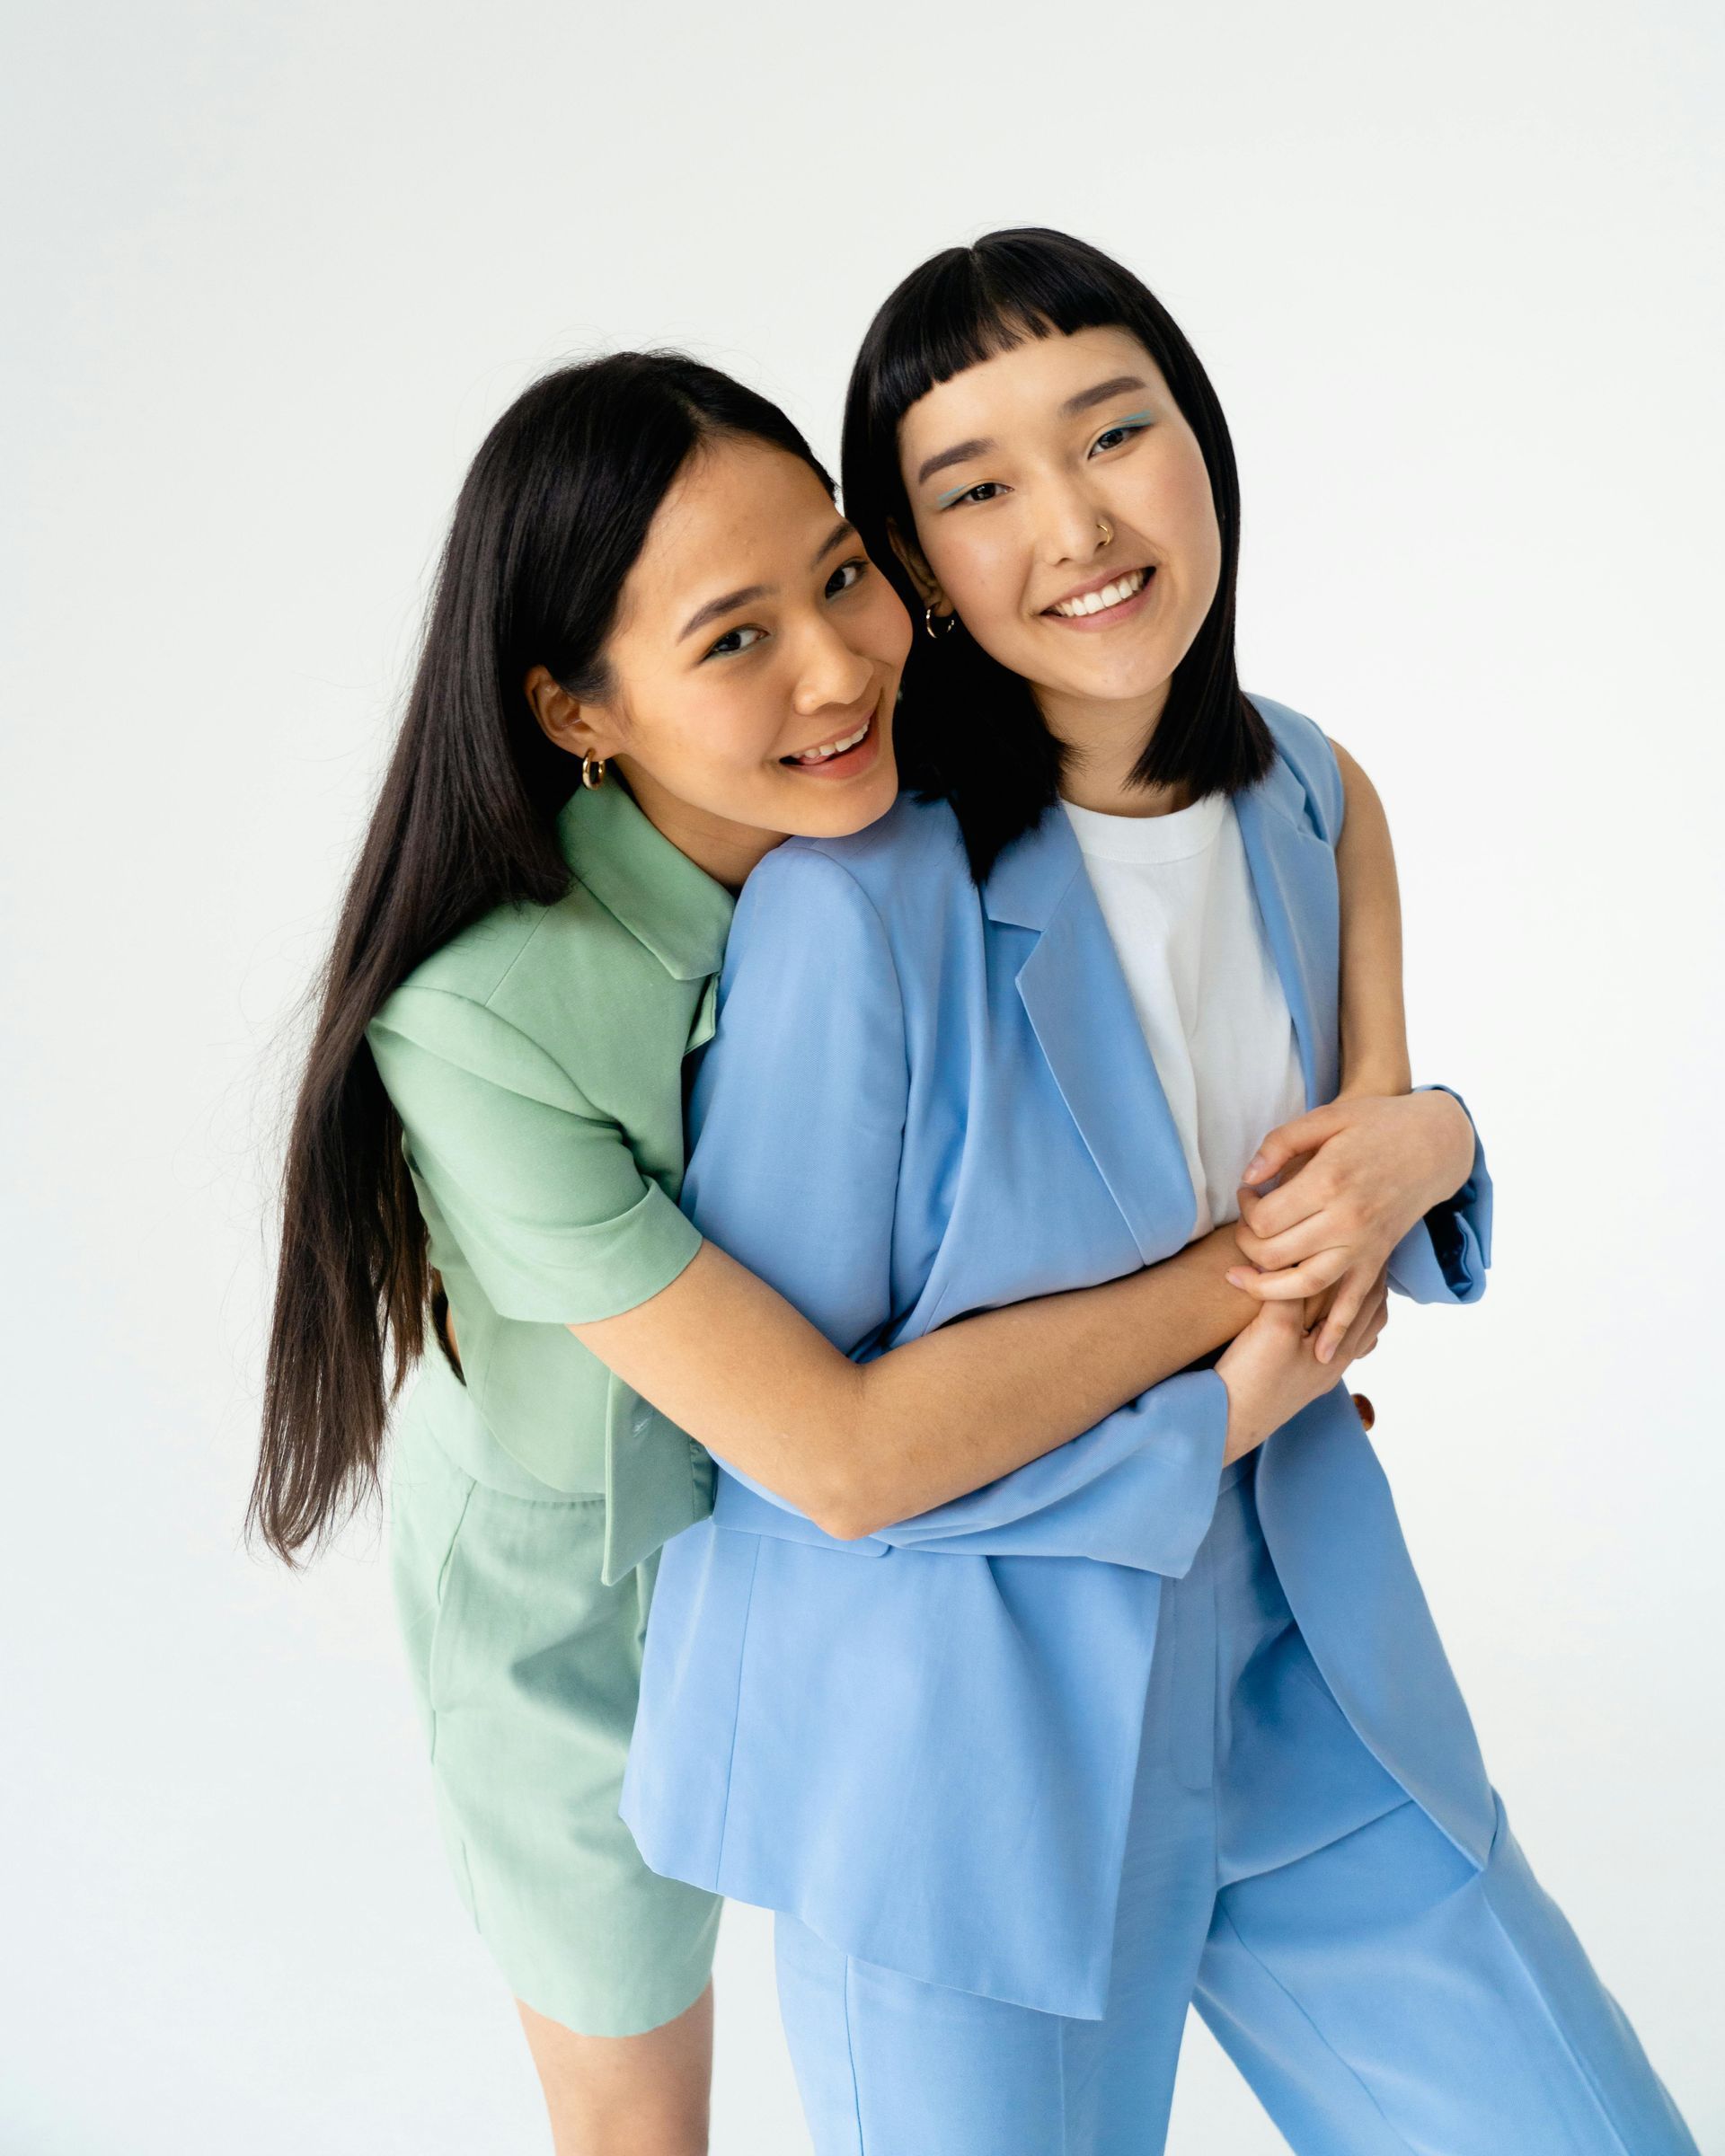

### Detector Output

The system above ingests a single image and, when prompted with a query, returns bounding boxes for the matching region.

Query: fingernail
[1316,1337,1334,1363]
[1225,1270,1251,1288]
[1243,1154,1268,1183]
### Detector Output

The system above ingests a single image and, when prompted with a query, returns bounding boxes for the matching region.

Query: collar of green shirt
[557,776,735,982]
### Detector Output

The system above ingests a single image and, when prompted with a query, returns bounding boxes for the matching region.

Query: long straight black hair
[842,227,1271,881]
[252,354,832,1563]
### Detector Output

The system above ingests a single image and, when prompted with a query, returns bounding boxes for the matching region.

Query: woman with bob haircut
[254,348,1448,2154]
[623,234,1698,2153]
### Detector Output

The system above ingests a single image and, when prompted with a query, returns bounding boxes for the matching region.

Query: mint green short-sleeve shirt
[367,779,735,1579]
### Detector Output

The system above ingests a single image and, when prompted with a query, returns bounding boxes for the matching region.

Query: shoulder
[744,793,970,926]
[371,878,666,1074]
[1243,690,1345,844]
[381,894,553,1014]
[719,796,976,1024]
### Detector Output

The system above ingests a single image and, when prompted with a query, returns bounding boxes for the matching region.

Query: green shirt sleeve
[367,985,702,1325]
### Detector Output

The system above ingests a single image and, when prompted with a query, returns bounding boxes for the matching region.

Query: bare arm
[570,1227,1254,1542]
[1231,738,1479,1354]
[1331,739,1412,1096]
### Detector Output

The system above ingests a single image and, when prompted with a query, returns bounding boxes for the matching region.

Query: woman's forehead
[900,325,1160,447]
[615,440,837,634]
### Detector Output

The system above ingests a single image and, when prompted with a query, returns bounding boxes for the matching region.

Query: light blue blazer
[622,696,1496,2019]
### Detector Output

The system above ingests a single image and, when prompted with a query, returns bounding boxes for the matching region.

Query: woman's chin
[1024,621,1186,710]
[771,735,899,840]
[816,755,899,837]
[1044,660,1178,714]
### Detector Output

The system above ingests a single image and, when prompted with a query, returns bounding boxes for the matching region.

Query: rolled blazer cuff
[709,1368,1232,1577]
[881,1368,1230,1575]
[1386,1082,1493,1305]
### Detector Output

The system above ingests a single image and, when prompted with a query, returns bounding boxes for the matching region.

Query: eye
[938,480,1009,511]
[825,557,870,599]
[1089,417,1154,457]
[702,623,767,661]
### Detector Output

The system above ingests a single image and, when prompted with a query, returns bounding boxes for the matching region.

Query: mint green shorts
[388,1377,721,2037]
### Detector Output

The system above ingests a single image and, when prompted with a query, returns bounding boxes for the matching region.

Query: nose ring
[1096,517,1114,547]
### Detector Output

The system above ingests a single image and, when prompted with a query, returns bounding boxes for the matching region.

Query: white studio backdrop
[3,1,1720,2149]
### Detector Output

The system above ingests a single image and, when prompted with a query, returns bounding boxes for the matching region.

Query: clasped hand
[1225,1090,1475,1363]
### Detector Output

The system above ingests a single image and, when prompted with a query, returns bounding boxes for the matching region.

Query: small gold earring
[924,604,958,640]
[580,754,606,790]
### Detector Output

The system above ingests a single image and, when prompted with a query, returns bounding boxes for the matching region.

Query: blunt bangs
[861,243,1157,429]
[842,228,1273,884]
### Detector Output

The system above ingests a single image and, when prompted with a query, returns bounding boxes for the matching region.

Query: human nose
[1035,472,1112,567]
[791,611,874,717]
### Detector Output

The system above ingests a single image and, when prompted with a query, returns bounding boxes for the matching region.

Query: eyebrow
[916,437,994,488]
[676,518,857,642]
[1059,374,1149,418]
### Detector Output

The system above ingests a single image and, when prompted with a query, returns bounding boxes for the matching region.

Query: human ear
[524,664,623,762]
[887,519,943,612]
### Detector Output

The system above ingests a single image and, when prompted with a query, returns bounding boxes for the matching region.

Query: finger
[1226,1250,1351,1302]
[1314,1270,1370,1364]
[1232,1216,1341,1275]
[1240,1107,1347,1188]
[1237,1161,1332,1241]
[1330,1274,1389,1369]
[1254,1295,1307,1339]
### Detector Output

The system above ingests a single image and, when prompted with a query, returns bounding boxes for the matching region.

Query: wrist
[1419,1088,1477,1207]
[1338,1056,1412,1100]
[1218,1366,1266,1465]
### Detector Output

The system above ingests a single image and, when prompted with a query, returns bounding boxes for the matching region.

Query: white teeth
[1051,568,1147,619]
[792,720,870,765]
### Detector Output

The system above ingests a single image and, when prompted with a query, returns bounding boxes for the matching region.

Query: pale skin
[478,415,1461,2152]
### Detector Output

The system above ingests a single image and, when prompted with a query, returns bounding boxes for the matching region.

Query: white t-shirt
[1062,791,1305,1234]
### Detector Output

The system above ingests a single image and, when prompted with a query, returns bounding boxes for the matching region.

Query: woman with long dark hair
[622,235,1698,2152]
[254,350,1442,2152]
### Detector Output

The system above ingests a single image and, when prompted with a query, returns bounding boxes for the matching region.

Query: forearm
[574,1229,1253,1541]
[840,1227,1252,1537]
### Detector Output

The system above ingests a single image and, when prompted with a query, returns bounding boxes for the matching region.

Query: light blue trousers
[776,1455,1697,2154]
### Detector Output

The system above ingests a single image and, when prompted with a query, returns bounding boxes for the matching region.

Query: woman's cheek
[950,528,1023,644]
[1172,450,1224,582]
[871,581,915,663]
[692,697,761,787]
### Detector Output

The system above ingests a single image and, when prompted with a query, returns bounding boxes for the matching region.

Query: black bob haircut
[841,227,1273,883]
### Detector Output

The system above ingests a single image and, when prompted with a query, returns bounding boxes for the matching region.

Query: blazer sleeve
[683,844,1229,1580]
[681,844,907,1356]
[1385,1083,1494,1304]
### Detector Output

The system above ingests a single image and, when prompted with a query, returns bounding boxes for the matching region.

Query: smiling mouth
[781,714,874,767]
[1044,566,1153,620]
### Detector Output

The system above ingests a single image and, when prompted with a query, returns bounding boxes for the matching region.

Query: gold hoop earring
[580,754,606,790]
[1096,517,1114,546]
[924,605,958,640]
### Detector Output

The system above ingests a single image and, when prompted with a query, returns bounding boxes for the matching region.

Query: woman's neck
[1040,678,1189,818]
[613,756,784,893]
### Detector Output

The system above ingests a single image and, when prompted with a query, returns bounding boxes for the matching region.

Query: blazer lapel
[983,735,1344,1264]
[1233,755,1341,1109]
[986,808,1199,1265]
